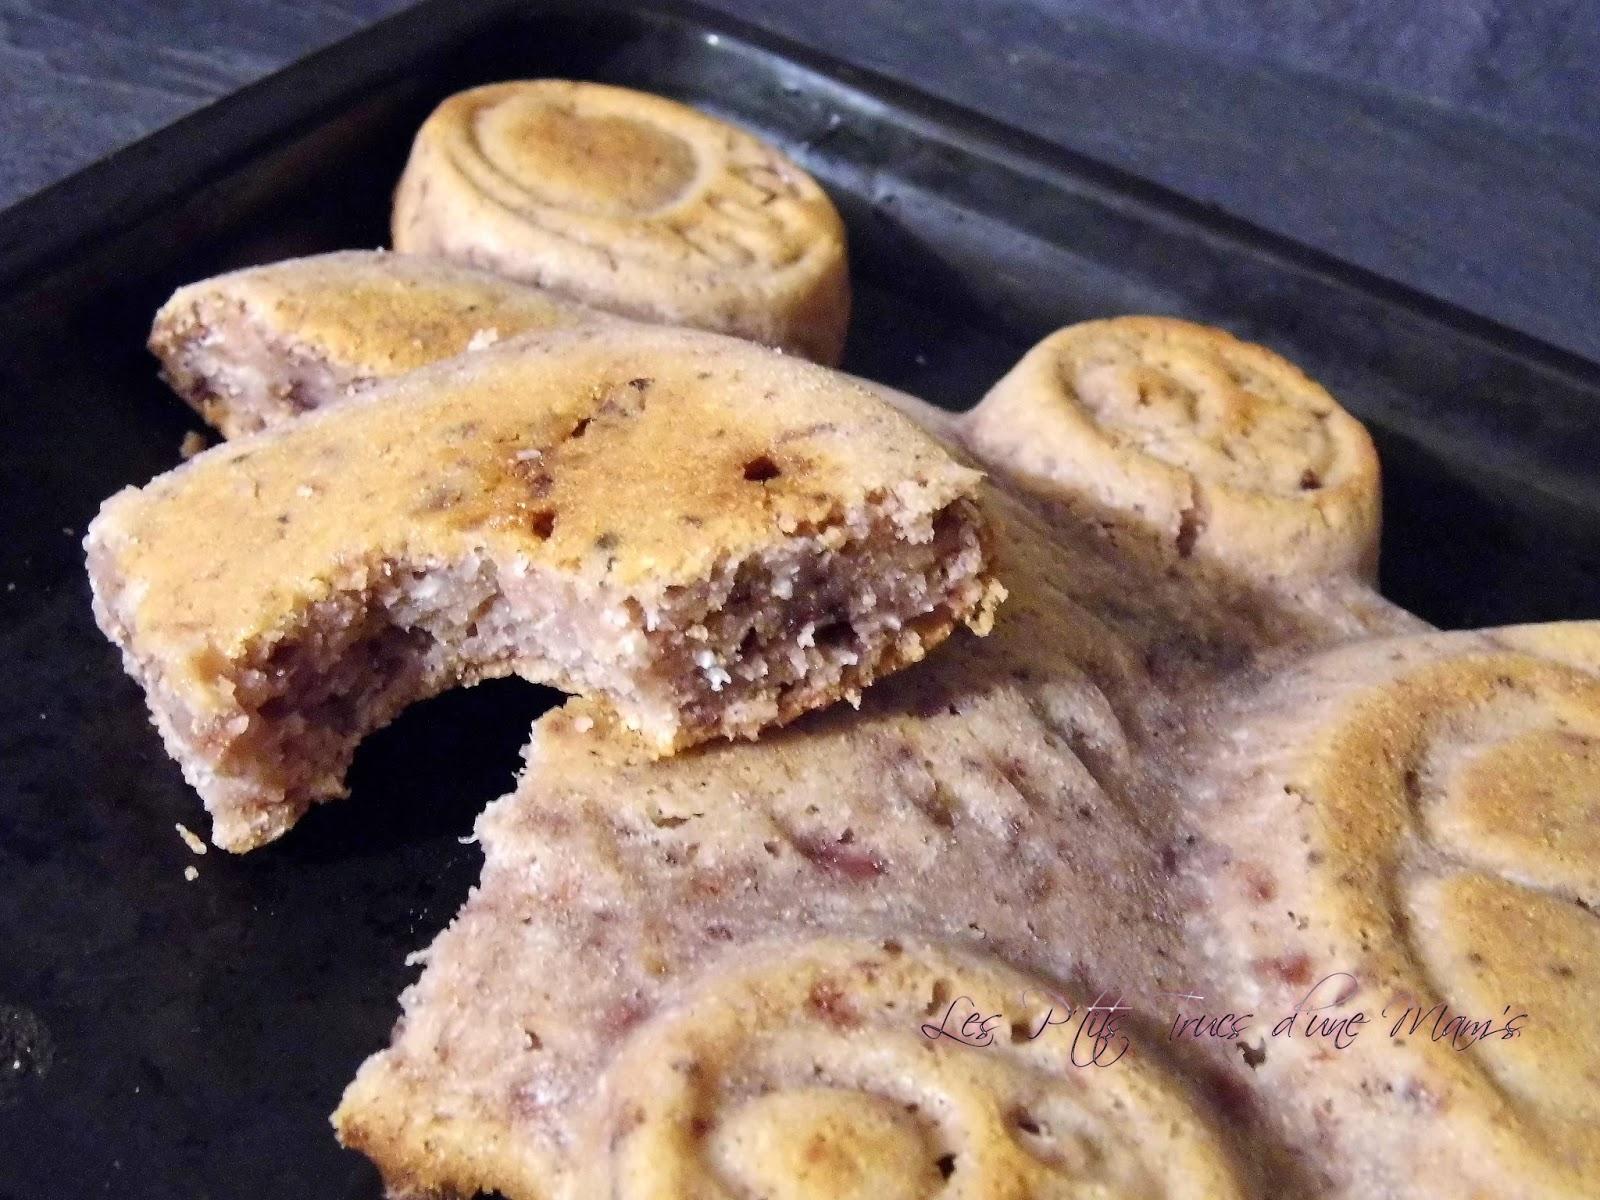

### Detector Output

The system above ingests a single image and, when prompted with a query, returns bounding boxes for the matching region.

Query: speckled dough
[574,937,1247,1199]
[148,250,608,437]
[965,316,1381,579]
[334,483,1293,1200]
[1192,623,1600,1198]
[334,320,1597,1200]
[391,81,851,363]
[86,324,1000,851]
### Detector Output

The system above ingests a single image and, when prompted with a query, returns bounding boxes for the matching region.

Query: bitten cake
[149,250,604,438]
[86,325,1001,851]
[965,316,1381,579]
[391,80,851,363]
[333,313,1600,1200]
[334,486,1273,1200]
[332,416,1423,1200]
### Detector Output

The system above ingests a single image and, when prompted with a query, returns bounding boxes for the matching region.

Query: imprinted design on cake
[327,317,1464,1200]
[1201,624,1600,1198]
[98,238,1597,1200]
[574,938,1246,1200]
[86,325,1000,851]
[333,464,1415,1199]
[392,81,851,363]
[148,250,608,438]
[965,317,1380,579]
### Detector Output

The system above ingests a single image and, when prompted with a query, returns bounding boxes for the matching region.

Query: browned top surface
[153,249,599,378]
[335,319,1600,1200]
[89,324,979,669]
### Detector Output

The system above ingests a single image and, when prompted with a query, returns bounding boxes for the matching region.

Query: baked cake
[334,317,1597,1199]
[967,316,1381,578]
[148,250,605,438]
[1192,621,1600,1197]
[391,81,851,363]
[86,324,1001,851]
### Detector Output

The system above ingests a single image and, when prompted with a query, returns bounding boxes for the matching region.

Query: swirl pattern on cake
[1203,625,1600,1197]
[964,317,1380,579]
[392,81,850,363]
[577,938,1246,1199]
[331,325,1437,1200]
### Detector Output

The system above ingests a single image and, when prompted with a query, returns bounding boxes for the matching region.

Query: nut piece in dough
[965,316,1380,579]
[149,250,604,438]
[86,325,1001,851]
[392,80,850,364]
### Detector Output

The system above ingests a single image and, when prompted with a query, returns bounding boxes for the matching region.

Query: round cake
[391,80,851,363]
[965,316,1381,579]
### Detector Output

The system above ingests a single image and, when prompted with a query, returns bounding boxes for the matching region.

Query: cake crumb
[179,431,208,460]
[467,327,501,352]
[175,823,207,855]
[183,865,199,882]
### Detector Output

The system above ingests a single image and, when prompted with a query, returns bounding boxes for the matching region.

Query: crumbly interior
[639,496,992,739]
[330,478,1430,1200]
[157,298,359,437]
[116,493,993,850]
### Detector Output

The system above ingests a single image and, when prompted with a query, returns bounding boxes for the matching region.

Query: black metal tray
[2,1,1597,1193]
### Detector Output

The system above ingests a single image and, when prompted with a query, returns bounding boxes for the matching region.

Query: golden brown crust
[336,1058,557,1200]
[1200,625,1600,1198]
[964,316,1381,580]
[575,938,1247,1199]
[148,251,605,438]
[391,81,850,363]
[87,324,995,850]
[99,323,979,664]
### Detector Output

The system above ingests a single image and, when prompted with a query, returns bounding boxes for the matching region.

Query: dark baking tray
[2,0,1598,1193]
